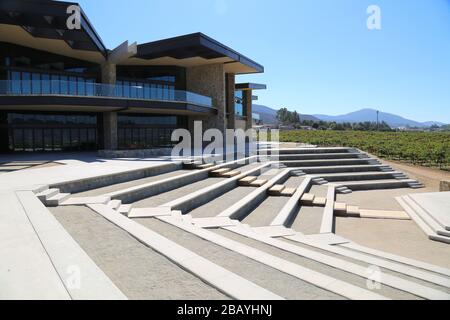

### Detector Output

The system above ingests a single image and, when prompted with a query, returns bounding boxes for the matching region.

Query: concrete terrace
[1,147,450,300]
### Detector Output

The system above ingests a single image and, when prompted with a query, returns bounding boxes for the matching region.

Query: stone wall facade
[186,64,226,134]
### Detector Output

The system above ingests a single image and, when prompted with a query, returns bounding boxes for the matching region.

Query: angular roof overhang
[235,83,267,91]
[121,33,264,75]
[0,0,107,63]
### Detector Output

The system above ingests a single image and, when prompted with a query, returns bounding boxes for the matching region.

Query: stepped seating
[397,193,450,244]
[312,177,327,185]
[238,176,257,186]
[183,161,202,169]
[249,179,268,187]
[313,196,327,207]
[311,171,408,182]
[334,202,347,214]
[280,187,296,197]
[36,187,71,207]
[268,184,285,196]
[209,168,231,177]
[332,202,409,220]
[280,158,381,167]
[300,193,315,205]
[198,163,215,169]
[221,170,241,178]
[337,179,423,191]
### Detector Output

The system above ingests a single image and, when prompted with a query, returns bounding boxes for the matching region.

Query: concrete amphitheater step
[219,224,450,300]
[46,192,71,207]
[36,188,60,202]
[319,185,336,234]
[300,193,315,205]
[210,168,231,177]
[153,214,387,300]
[340,242,450,278]
[282,234,450,290]
[397,196,450,244]
[268,184,286,196]
[216,169,292,220]
[107,199,122,210]
[284,164,391,173]
[88,204,282,300]
[105,157,258,203]
[310,171,407,182]
[16,192,127,300]
[408,192,450,231]
[159,163,271,213]
[270,178,312,227]
[338,179,423,191]
[238,176,257,186]
[224,222,450,300]
[280,158,380,167]
[271,152,364,160]
[221,170,241,178]
[280,187,297,197]
[260,147,355,155]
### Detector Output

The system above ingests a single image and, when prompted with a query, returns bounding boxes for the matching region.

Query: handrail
[0,80,213,108]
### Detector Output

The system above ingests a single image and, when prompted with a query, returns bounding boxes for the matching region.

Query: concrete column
[226,73,236,129]
[100,63,118,150]
[243,90,253,130]
[102,112,118,150]
[101,63,116,84]
[186,64,226,134]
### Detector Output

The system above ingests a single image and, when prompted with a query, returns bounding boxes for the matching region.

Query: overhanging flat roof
[0,0,107,62]
[129,33,264,74]
[0,2,264,74]
[235,83,267,91]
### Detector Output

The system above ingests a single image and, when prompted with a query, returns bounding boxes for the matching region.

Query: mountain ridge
[252,105,446,127]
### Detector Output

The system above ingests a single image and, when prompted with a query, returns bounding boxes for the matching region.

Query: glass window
[32,73,41,94]
[77,77,85,96]
[123,81,130,98]
[62,129,71,150]
[60,76,68,94]
[11,71,21,94]
[137,83,144,99]
[53,129,62,151]
[86,79,94,96]
[34,128,43,151]
[23,128,33,151]
[235,91,244,116]
[144,83,150,99]
[44,129,53,151]
[41,74,50,94]
[115,81,123,97]
[22,72,31,94]
[69,76,77,95]
[130,82,137,99]
[150,84,157,99]
[71,128,80,147]
[157,85,163,99]
[51,74,59,94]
[13,129,24,151]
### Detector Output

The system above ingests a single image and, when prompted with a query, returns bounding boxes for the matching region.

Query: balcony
[0,80,213,109]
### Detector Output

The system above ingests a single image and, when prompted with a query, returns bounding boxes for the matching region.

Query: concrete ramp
[408,192,450,231]
[397,192,450,244]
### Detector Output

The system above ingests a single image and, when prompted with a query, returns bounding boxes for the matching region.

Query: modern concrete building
[0,0,265,153]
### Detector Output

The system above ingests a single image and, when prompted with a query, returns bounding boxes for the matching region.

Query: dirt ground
[375,159,450,191]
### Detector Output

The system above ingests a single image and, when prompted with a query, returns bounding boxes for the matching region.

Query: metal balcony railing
[0,80,213,108]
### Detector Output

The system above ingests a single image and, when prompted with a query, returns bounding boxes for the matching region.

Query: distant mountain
[253,104,320,124]
[313,108,445,128]
[252,105,278,124]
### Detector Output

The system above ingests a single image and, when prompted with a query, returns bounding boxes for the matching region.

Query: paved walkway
[0,153,170,299]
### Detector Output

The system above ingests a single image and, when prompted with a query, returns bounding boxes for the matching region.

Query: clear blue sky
[77,0,450,123]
